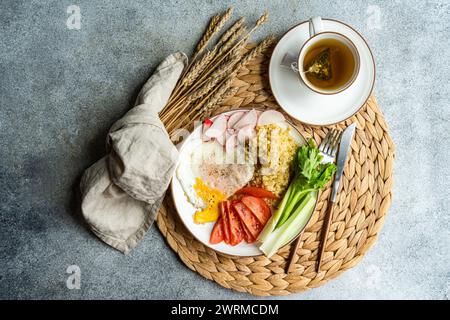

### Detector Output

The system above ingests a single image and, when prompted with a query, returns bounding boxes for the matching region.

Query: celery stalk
[275,188,314,228]
[257,182,293,242]
[259,191,316,258]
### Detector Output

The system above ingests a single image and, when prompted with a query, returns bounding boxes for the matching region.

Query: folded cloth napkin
[80,52,187,254]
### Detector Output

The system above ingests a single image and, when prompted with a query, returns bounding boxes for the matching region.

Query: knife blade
[330,123,356,202]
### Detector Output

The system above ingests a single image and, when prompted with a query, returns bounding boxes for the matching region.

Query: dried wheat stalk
[187,11,268,92]
[178,73,235,126]
[167,48,240,114]
[194,14,220,56]
[201,79,238,118]
[189,11,269,86]
[217,17,245,46]
[171,7,232,95]
[178,32,247,100]
[161,8,235,116]
[255,11,269,27]
[194,7,233,57]
[217,25,247,57]
[161,9,271,132]
[197,36,275,119]
[235,35,276,70]
[181,47,217,87]
[181,37,276,124]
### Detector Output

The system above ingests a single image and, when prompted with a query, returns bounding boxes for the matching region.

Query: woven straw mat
[157,43,395,296]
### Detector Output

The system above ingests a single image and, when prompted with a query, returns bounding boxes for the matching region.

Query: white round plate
[269,19,376,126]
[171,110,308,257]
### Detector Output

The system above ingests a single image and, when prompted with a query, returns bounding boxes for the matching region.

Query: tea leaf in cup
[304,48,332,81]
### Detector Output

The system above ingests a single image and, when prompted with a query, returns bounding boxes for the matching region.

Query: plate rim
[269,18,376,127]
[170,108,318,258]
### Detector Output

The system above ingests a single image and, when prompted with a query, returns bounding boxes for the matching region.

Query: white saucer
[269,19,375,126]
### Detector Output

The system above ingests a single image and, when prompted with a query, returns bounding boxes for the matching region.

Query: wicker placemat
[157,44,395,296]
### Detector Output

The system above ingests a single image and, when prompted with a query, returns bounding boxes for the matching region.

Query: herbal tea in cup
[299,33,360,94]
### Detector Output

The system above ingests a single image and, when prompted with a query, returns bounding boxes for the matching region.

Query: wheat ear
[188,11,269,88]
[217,17,245,46]
[168,10,266,109]
[195,35,275,120]
[202,85,239,118]
[180,71,236,124]
[194,7,233,57]
[181,48,217,87]
[166,7,233,106]
[162,41,243,121]
[193,15,220,57]
[235,35,276,70]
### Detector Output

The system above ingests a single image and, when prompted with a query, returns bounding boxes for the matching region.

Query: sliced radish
[257,110,285,126]
[216,132,226,145]
[204,118,213,126]
[237,124,255,143]
[202,121,212,142]
[225,134,237,154]
[205,114,227,138]
[227,111,245,128]
[233,109,257,130]
[216,124,234,146]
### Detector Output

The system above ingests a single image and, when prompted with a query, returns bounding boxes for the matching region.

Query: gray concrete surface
[0,0,449,300]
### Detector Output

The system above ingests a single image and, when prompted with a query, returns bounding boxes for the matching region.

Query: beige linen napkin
[80,52,187,254]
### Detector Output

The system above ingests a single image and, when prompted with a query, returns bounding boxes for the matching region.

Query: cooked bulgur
[250,124,299,197]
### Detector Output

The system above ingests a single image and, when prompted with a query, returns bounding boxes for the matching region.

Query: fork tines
[320,129,342,157]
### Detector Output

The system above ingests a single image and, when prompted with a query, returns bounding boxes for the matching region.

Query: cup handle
[281,52,300,72]
[281,17,324,73]
[309,16,324,36]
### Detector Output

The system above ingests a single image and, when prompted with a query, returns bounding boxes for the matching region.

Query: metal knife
[330,123,357,202]
[317,122,356,272]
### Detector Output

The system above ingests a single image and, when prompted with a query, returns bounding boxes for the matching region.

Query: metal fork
[286,129,342,273]
[319,129,343,164]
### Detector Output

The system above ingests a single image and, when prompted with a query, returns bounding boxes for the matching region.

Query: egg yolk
[193,178,226,224]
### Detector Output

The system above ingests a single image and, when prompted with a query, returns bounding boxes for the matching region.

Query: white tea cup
[281,16,360,95]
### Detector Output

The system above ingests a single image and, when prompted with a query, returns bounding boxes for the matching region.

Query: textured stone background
[0,0,449,299]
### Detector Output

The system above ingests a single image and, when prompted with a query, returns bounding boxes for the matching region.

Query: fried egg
[176,140,255,224]
[176,140,205,208]
[191,141,254,196]
[192,177,226,224]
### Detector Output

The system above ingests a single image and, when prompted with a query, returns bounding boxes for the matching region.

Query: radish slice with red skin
[205,114,227,138]
[237,125,255,143]
[227,112,245,128]
[202,121,212,142]
[233,109,257,130]
[257,110,285,126]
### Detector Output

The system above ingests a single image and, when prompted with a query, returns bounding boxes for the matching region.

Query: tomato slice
[235,186,278,199]
[240,196,272,226]
[227,201,244,246]
[209,217,224,244]
[242,224,256,243]
[219,201,231,244]
[232,200,263,239]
